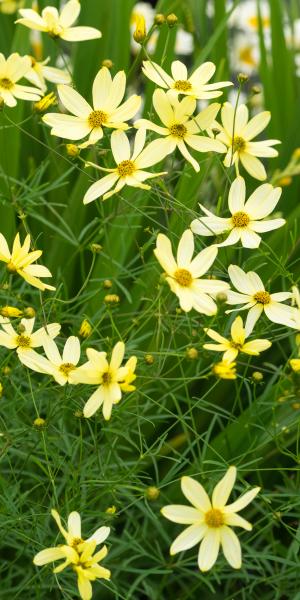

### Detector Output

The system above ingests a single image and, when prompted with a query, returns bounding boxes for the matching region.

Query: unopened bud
[145,486,160,501]
[17,324,26,334]
[0,382,3,397]
[102,59,113,69]
[290,358,300,373]
[90,243,102,253]
[103,279,113,289]
[144,354,154,365]
[79,319,92,338]
[252,371,263,382]
[251,85,261,95]
[33,417,46,428]
[104,294,120,305]
[133,15,147,43]
[237,72,249,84]
[176,307,182,314]
[105,505,117,514]
[277,176,292,187]
[2,366,11,375]
[166,13,178,27]
[186,347,198,360]
[23,307,36,318]
[216,292,227,303]
[154,13,165,25]
[293,148,300,159]
[35,92,57,112]
[74,410,83,418]
[66,143,80,157]
[0,305,23,318]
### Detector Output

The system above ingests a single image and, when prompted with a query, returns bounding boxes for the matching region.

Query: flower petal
[228,176,246,214]
[212,466,236,509]
[161,504,203,524]
[170,524,207,555]
[220,526,242,569]
[181,476,211,511]
[198,529,221,571]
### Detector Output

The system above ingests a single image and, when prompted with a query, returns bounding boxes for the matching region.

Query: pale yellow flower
[25,56,71,93]
[154,229,229,315]
[142,59,232,99]
[72,341,137,420]
[0,0,22,14]
[290,359,300,373]
[191,176,285,248]
[20,336,81,385]
[16,0,101,42]
[226,265,296,335]
[83,129,167,203]
[0,232,55,291]
[214,102,280,180]
[161,466,260,571]
[0,52,42,107]
[212,360,237,379]
[43,67,141,147]
[33,509,110,600]
[135,90,226,172]
[204,315,271,362]
[0,316,60,359]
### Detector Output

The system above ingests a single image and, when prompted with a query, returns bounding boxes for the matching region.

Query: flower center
[174,268,193,287]
[205,508,224,528]
[233,136,246,153]
[239,47,256,66]
[253,291,271,305]
[59,362,76,377]
[117,160,136,177]
[169,123,187,139]
[248,15,270,30]
[88,110,108,128]
[231,211,250,228]
[6,261,17,272]
[0,77,13,90]
[71,537,83,548]
[173,80,192,92]
[102,370,112,385]
[16,335,31,348]
[230,341,243,349]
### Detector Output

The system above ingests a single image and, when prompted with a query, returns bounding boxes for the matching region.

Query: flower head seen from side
[191,176,285,248]
[161,466,260,571]
[0,52,42,107]
[43,68,141,147]
[227,265,296,335]
[0,232,55,291]
[142,59,232,99]
[135,90,226,172]
[33,509,111,600]
[204,315,271,362]
[212,360,237,379]
[154,229,229,315]
[0,316,60,358]
[214,102,280,180]
[25,56,71,93]
[20,336,81,385]
[72,341,137,420]
[290,285,300,330]
[16,0,102,42]
[83,129,167,204]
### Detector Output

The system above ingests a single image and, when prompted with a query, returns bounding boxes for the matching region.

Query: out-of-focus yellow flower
[204,315,271,362]
[212,360,237,380]
[277,176,292,187]
[186,347,198,359]
[0,0,23,15]
[0,232,55,291]
[133,14,147,43]
[0,306,23,318]
[145,486,160,501]
[290,358,300,373]
[0,52,42,107]
[26,56,70,93]
[16,0,102,42]
[33,416,46,428]
[34,91,57,112]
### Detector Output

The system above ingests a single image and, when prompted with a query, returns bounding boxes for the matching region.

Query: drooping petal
[142,61,173,89]
[33,546,67,565]
[83,387,106,418]
[83,173,118,204]
[240,229,261,248]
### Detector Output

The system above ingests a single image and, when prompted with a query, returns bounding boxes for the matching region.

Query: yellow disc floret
[169,123,187,139]
[253,291,271,305]
[117,160,136,177]
[88,110,108,128]
[231,211,250,228]
[174,268,193,287]
[173,80,192,92]
[205,508,224,528]
[233,136,246,153]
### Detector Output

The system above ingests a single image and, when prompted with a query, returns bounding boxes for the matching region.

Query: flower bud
[66,143,80,157]
[166,13,178,27]
[106,505,117,514]
[0,305,23,318]
[145,486,160,501]
[290,358,300,373]
[2,366,11,376]
[186,347,198,360]
[90,243,102,253]
[144,354,154,365]
[34,92,57,113]
[154,13,165,25]
[104,294,120,305]
[237,72,249,84]
[277,176,292,187]
[103,279,113,289]
[23,307,36,318]
[216,292,227,303]
[79,319,92,338]
[133,15,147,43]
[33,417,46,428]
[102,59,113,69]
[252,371,263,382]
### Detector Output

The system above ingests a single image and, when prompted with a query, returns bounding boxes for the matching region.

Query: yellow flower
[133,14,147,43]
[20,336,81,385]
[0,0,22,15]
[204,316,271,362]
[290,359,300,373]
[34,91,57,112]
[0,306,23,318]
[79,319,92,339]
[33,509,110,600]
[16,0,102,42]
[43,67,141,147]
[72,341,137,420]
[0,52,42,107]
[191,176,285,248]
[26,56,71,93]
[226,265,297,335]
[142,59,232,99]
[0,316,60,361]
[154,229,229,315]
[212,360,237,379]
[83,129,167,203]
[0,232,55,291]
[135,90,226,172]
[161,466,260,571]
[214,102,280,180]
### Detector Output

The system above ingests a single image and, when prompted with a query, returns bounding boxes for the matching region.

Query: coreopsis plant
[25,56,71,92]
[212,360,237,379]
[161,466,260,571]
[43,68,141,147]
[204,315,271,362]
[72,341,137,420]
[142,59,232,99]
[227,265,296,334]
[154,229,229,315]
[83,129,167,203]
[16,0,102,42]
[134,90,226,172]
[0,316,60,357]
[33,509,111,600]
[214,102,280,180]
[0,232,55,291]
[191,176,285,248]
[20,336,81,385]
[0,52,42,107]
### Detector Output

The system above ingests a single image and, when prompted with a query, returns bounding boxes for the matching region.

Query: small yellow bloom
[0,232,55,291]
[34,91,57,112]
[66,143,80,157]
[79,319,92,339]
[204,315,271,362]
[0,306,23,318]
[104,294,120,305]
[0,52,42,107]
[212,360,237,380]
[161,466,260,571]
[133,14,147,43]
[33,416,46,428]
[290,359,300,373]
[21,336,81,385]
